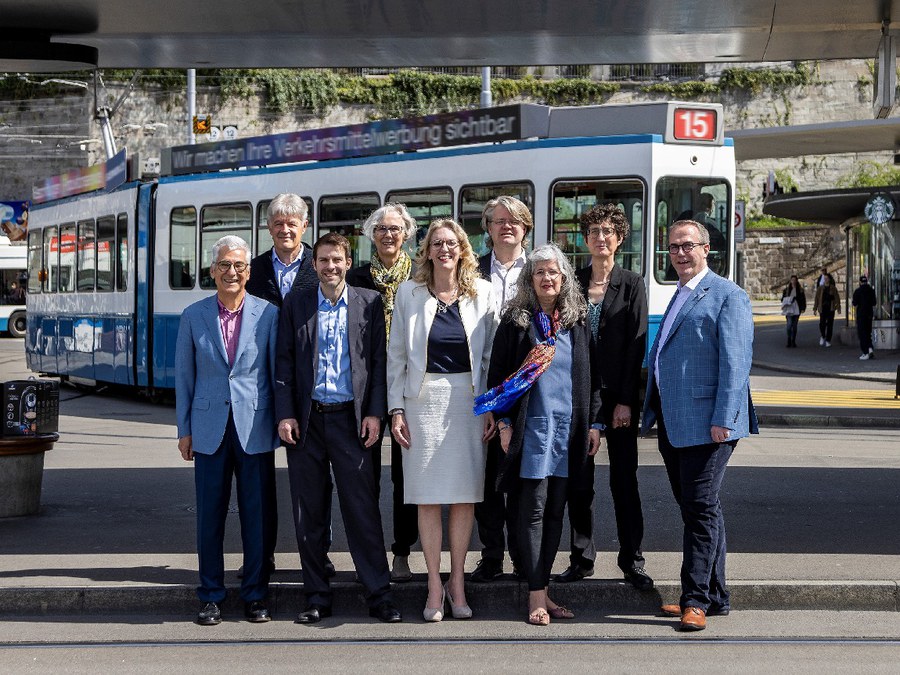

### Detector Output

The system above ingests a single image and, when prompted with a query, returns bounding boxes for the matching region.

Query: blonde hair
[413,219,480,298]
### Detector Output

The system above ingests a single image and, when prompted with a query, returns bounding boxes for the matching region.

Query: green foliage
[774,168,799,192]
[836,161,900,188]
[747,215,813,229]
[640,81,719,97]
[718,62,814,94]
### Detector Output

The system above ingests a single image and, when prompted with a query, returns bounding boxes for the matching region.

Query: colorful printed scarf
[370,250,412,339]
[474,309,560,416]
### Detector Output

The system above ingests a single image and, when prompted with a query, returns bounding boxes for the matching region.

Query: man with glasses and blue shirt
[641,219,757,631]
[472,195,533,583]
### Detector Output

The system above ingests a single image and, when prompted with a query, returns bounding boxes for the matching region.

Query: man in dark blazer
[641,220,757,632]
[472,195,531,583]
[274,232,401,624]
[245,192,328,578]
[246,192,318,307]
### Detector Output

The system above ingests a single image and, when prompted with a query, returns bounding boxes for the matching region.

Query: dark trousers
[286,406,392,609]
[567,422,646,572]
[387,428,419,557]
[518,476,568,592]
[785,314,799,345]
[857,314,873,354]
[654,391,733,611]
[819,311,835,341]
[475,437,520,566]
[194,412,275,603]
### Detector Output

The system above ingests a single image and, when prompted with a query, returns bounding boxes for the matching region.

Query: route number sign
[673,108,717,142]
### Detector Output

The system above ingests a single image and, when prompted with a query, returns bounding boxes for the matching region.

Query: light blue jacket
[641,270,758,448]
[175,293,280,455]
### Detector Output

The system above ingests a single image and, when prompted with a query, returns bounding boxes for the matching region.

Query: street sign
[734,200,745,243]
[193,115,212,135]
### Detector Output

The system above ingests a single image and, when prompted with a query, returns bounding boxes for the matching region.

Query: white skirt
[403,371,486,504]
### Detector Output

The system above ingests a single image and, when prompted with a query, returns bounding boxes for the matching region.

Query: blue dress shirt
[272,248,303,299]
[314,285,353,403]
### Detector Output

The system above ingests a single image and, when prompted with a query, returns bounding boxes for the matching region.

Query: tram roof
[0,0,896,70]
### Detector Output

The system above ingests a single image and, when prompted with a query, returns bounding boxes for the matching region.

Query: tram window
[459,183,534,256]
[116,213,128,291]
[96,216,115,292]
[42,226,58,293]
[655,177,730,282]
[27,230,41,294]
[59,223,76,293]
[170,206,197,289]
[76,219,96,292]
[385,187,453,253]
[199,203,252,289]
[551,179,644,272]
[318,193,380,266]
[256,197,314,255]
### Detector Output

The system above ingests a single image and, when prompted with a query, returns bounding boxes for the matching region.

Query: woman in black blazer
[561,203,653,590]
[347,202,417,583]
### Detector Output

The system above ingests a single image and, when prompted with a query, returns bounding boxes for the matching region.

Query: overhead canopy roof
[763,187,900,225]
[729,119,900,160]
[0,0,897,70]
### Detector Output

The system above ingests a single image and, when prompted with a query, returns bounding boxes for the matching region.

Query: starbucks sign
[864,193,895,226]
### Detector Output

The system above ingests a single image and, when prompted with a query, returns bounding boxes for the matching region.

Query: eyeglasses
[490,218,522,228]
[532,269,561,279]
[215,261,249,273]
[431,239,459,250]
[374,225,403,236]
[667,242,706,255]
[586,226,617,239]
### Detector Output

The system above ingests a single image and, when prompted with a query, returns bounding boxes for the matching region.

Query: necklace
[431,287,458,314]
[590,278,610,286]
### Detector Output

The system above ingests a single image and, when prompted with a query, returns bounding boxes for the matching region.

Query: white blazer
[387,278,498,411]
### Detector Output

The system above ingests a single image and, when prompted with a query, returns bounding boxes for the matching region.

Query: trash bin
[0,433,58,517]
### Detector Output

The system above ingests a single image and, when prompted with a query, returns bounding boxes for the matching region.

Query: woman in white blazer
[388,219,498,622]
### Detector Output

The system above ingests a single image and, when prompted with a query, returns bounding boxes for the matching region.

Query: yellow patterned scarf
[370,250,412,339]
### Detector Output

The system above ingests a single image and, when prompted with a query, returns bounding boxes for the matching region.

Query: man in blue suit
[176,235,280,626]
[641,220,758,632]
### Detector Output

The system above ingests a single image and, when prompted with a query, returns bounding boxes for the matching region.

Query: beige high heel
[444,582,473,619]
[423,586,445,622]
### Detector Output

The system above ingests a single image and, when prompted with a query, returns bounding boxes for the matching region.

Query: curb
[752,359,896,384]
[756,412,900,429]
[1,580,896,617]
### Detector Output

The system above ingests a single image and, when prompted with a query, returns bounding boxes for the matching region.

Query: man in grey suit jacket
[641,220,758,632]
[175,235,280,626]
[275,232,401,624]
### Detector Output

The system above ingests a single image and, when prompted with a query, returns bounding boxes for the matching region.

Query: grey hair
[267,193,308,224]
[211,235,251,265]
[362,202,417,241]
[504,243,587,330]
[671,219,710,245]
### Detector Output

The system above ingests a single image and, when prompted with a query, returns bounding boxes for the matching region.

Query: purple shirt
[217,297,244,367]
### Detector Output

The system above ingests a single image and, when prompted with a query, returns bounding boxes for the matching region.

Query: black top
[245,243,318,308]
[426,302,471,373]
[346,263,377,291]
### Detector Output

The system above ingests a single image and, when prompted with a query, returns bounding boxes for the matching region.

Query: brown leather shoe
[660,603,681,617]
[680,606,706,631]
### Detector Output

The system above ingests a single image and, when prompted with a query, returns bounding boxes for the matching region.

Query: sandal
[547,605,575,620]
[528,608,550,626]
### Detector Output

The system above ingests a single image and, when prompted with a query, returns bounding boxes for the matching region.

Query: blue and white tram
[26,101,735,393]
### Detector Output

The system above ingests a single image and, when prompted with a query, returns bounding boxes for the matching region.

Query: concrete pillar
[0,435,57,518]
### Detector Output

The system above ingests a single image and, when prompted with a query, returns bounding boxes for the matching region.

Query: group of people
[176,192,758,632]
[781,266,878,359]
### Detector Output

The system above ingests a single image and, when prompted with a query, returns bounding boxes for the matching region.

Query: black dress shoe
[296,604,332,624]
[469,558,503,583]
[369,600,403,623]
[244,600,271,623]
[623,567,654,591]
[554,564,594,583]
[196,601,222,626]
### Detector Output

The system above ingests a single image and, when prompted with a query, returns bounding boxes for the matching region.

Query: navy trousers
[194,413,275,603]
[654,393,733,612]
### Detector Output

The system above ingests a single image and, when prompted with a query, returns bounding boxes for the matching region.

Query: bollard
[0,433,58,517]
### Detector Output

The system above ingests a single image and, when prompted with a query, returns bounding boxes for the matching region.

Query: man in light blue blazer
[176,235,280,626]
[641,220,758,632]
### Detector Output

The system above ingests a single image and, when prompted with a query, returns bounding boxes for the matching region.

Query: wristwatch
[389,408,405,416]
